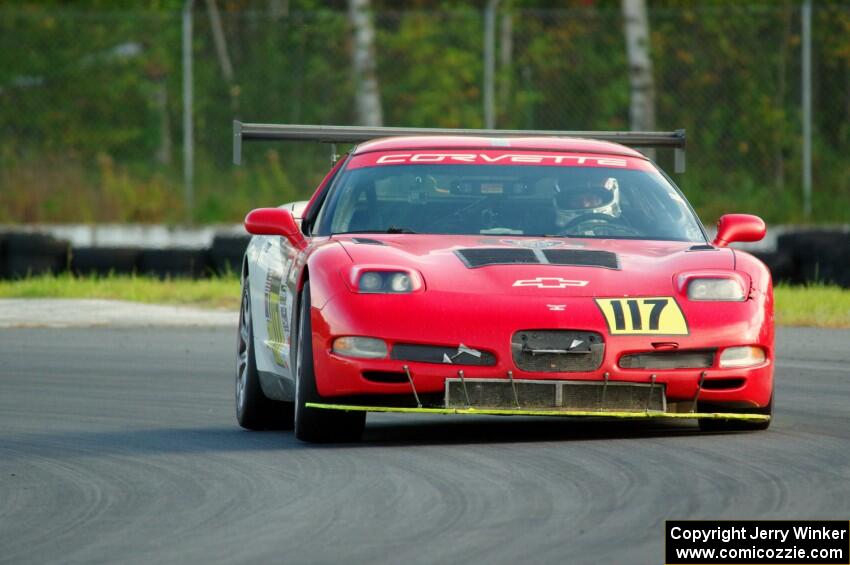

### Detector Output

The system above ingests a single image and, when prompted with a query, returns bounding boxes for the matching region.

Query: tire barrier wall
[0,233,250,280]
[765,231,850,287]
[1,233,72,279]
[0,230,848,287]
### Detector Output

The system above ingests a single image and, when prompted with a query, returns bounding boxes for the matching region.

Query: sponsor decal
[347,151,645,170]
[373,153,629,167]
[595,296,688,335]
[264,271,288,366]
[513,277,589,288]
[547,304,567,311]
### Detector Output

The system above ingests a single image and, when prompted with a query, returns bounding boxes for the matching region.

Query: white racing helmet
[553,175,621,227]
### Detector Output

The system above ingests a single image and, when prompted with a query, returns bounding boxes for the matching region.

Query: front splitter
[305,402,770,422]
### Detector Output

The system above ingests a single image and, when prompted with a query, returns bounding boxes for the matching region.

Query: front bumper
[311,291,774,409]
[305,402,771,423]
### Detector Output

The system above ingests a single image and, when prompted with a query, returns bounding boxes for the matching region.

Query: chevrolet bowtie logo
[513,277,589,288]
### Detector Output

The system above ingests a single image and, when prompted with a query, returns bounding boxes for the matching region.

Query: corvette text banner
[665,520,849,564]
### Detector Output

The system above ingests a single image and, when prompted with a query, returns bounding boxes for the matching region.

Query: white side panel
[245,200,309,399]
[246,235,278,378]
[247,234,298,383]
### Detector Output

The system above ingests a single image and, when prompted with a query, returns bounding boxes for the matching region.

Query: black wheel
[698,396,772,432]
[294,282,366,443]
[236,279,294,430]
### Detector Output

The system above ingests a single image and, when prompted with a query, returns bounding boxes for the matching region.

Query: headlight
[687,278,745,301]
[332,336,388,359]
[388,272,413,292]
[357,270,417,293]
[359,272,384,292]
[719,346,766,368]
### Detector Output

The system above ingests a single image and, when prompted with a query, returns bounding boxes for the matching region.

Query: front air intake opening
[511,330,605,373]
[391,343,496,366]
[362,371,409,384]
[619,350,715,370]
[445,379,665,412]
[701,377,746,390]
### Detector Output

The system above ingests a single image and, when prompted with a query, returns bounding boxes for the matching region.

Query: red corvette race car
[233,122,773,442]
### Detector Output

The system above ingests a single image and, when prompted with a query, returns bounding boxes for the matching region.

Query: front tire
[294,281,366,443]
[236,278,294,430]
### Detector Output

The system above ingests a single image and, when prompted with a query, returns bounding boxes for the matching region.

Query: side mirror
[712,214,766,247]
[244,208,307,250]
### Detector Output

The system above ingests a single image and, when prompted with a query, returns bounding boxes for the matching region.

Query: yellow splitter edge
[305,402,770,422]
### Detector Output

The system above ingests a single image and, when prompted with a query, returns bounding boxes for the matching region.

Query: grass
[0,273,241,311]
[0,275,848,328]
[774,284,850,329]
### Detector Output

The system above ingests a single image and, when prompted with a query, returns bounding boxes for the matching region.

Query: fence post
[483,0,500,129]
[802,0,813,220]
[182,0,195,225]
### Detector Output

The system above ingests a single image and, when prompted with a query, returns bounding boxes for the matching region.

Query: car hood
[334,234,733,298]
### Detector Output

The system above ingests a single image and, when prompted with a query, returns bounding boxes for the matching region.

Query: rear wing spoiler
[233,120,687,172]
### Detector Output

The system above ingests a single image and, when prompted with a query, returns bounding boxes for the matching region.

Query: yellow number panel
[595,297,688,335]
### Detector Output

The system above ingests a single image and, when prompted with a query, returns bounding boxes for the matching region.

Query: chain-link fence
[2,3,849,225]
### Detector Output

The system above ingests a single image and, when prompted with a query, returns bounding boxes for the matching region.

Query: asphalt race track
[1,327,849,565]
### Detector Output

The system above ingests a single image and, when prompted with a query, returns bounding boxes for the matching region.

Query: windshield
[317,155,706,242]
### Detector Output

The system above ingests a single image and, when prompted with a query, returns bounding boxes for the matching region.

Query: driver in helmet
[553,175,621,229]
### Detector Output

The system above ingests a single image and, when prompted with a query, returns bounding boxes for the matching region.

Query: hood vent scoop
[542,249,619,269]
[456,248,537,267]
[456,247,619,269]
[351,237,386,245]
